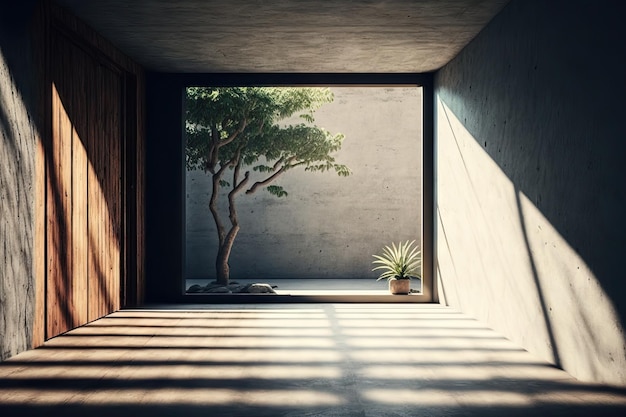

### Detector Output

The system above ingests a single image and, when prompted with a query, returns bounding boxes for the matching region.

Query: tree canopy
[186,87,350,197]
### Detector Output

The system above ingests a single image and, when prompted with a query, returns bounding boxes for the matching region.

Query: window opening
[184,85,424,299]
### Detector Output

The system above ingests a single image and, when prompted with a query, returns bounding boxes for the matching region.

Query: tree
[185,87,350,285]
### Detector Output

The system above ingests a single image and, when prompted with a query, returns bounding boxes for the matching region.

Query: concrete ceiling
[54,0,510,73]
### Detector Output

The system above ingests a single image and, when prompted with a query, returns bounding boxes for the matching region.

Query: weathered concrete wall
[0,1,38,361]
[186,87,422,280]
[435,0,626,385]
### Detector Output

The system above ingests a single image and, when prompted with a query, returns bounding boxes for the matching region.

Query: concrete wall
[186,87,422,280]
[0,1,38,361]
[435,0,626,385]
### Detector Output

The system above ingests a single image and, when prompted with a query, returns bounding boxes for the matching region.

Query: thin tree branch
[218,118,247,148]
[229,171,250,224]
[245,157,295,194]
[230,146,251,198]
[232,171,250,196]
[205,125,220,173]
[207,119,247,174]
[271,157,285,172]
[209,172,225,245]
[228,156,249,225]
[290,160,306,169]
[211,124,220,144]
[214,148,241,178]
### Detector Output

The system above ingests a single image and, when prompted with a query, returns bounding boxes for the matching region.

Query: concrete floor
[1,304,625,416]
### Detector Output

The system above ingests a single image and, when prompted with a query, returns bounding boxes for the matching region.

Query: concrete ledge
[179,293,430,304]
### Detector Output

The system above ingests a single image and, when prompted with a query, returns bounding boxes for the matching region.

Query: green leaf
[266,185,288,197]
[299,113,315,123]
[253,165,274,173]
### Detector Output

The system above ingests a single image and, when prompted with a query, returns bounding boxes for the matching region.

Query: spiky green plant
[372,240,421,281]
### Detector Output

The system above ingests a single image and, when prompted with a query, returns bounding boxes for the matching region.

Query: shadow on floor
[1,304,625,416]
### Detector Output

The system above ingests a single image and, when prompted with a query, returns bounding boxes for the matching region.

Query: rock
[187,281,276,294]
[203,286,231,293]
[227,283,245,293]
[205,282,226,290]
[187,284,204,293]
[242,283,276,294]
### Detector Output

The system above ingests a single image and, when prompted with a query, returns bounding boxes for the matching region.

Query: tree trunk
[209,171,226,283]
[215,224,239,285]
[215,164,247,285]
[208,147,249,286]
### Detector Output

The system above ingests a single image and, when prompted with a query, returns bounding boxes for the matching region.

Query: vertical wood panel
[34,112,46,347]
[88,62,123,320]
[87,96,100,322]
[42,2,145,339]
[46,86,59,337]
[69,37,89,326]
[86,58,102,322]
[71,122,88,325]
[102,66,112,316]
[47,82,73,337]
[107,68,121,312]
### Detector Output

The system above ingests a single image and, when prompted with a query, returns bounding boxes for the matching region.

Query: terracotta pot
[389,278,411,295]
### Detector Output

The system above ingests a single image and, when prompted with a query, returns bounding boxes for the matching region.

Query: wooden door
[46,30,122,338]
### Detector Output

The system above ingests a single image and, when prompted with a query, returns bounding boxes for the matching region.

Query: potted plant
[372,240,421,294]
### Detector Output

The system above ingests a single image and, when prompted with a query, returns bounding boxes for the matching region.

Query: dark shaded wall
[0,0,39,360]
[145,73,185,302]
[435,0,626,384]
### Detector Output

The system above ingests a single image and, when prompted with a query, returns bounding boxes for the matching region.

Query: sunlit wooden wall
[35,1,145,340]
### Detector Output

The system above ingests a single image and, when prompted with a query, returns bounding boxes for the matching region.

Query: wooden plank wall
[34,1,145,341]
[47,29,122,336]
[87,60,122,322]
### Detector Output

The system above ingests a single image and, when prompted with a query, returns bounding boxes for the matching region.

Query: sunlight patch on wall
[517,187,625,382]
[436,96,626,384]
